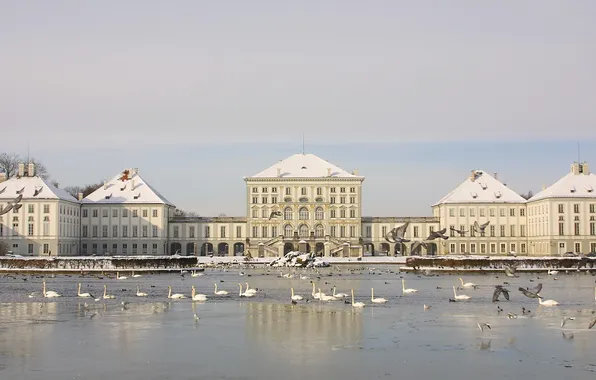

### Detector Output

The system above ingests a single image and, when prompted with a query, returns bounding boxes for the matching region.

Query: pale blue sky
[1,1,595,216]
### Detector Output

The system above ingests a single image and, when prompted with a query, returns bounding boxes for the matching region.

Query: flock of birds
[7,266,596,331]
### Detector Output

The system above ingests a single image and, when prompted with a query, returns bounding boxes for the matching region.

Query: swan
[244,282,257,295]
[312,283,324,299]
[116,272,128,280]
[318,288,337,301]
[191,285,207,301]
[168,286,186,299]
[42,281,61,298]
[452,286,471,300]
[402,279,418,294]
[77,283,95,298]
[300,274,310,280]
[102,285,116,299]
[458,277,477,289]
[333,287,348,299]
[291,288,303,301]
[191,270,202,278]
[351,289,365,308]
[136,285,148,297]
[239,283,255,297]
[371,288,387,304]
[538,297,559,306]
[214,283,229,295]
[131,271,142,278]
[548,270,559,275]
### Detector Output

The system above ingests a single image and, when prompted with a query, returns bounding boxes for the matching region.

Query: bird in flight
[268,211,282,220]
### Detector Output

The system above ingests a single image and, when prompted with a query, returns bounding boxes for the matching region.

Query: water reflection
[246,303,362,363]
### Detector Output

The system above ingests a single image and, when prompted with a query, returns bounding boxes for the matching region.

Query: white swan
[371,288,387,304]
[116,272,128,280]
[239,283,254,297]
[548,269,559,275]
[131,271,142,278]
[291,288,303,301]
[136,285,148,297]
[458,277,477,289]
[191,270,202,278]
[402,279,418,294]
[538,297,559,306]
[333,286,348,299]
[191,285,207,301]
[351,289,365,308]
[77,283,94,298]
[312,283,321,299]
[42,281,61,298]
[102,285,116,299]
[168,286,186,299]
[452,286,471,300]
[214,283,229,295]
[244,282,257,295]
[318,288,337,301]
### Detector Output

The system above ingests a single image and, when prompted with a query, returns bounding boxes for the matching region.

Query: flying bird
[477,322,491,332]
[589,317,596,330]
[385,222,410,243]
[473,221,490,234]
[518,286,542,299]
[492,285,510,302]
[504,266,518,278]
[427,228,449,240]
[560,316,575,328]
[268,211,282,220]
[449,226,468,236]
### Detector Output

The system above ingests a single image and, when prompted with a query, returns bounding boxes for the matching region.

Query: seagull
[560,316,575,328]
[504,266,518,278]
[492,285,510,302]
[194,313,199,323]
[473,221,490,234]
[268,211,282,220]
[477,322,491,332]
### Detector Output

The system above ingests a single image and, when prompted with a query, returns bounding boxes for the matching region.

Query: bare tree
[520,190,533,200]
[51,180,60,188]
[174,209,200,217]
[0,153,20,178]
[64,182,103,199]
[0,241,9,256]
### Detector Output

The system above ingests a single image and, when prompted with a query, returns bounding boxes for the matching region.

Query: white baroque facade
[0,163,80,256]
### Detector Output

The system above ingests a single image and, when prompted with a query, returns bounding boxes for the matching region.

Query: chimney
[78,192,83,201]
[277,168,281,177]
[571,162,580,175]
[28,163,35,177]
[327,168,332,176]
[133,167,138,174]
[103,180,107,190]
[493,172,498,180]
[18,163,25,177]
[470,170,476,181]
[580,162,590,175]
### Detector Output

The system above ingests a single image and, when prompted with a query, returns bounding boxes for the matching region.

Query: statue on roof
[119,169,130,181]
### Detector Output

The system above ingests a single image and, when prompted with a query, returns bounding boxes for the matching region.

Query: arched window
[315,224,325,237]
[284,207,293,220]
[284,224,293,237]
[299,224,309,237]
[299,207,309,220]
[315,207,324,220]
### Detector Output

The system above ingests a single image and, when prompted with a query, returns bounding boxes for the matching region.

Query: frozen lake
[1,266,595,379]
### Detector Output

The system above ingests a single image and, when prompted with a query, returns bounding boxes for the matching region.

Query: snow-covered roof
[0,176,78,202]
[529,162,596,201]
[433,169,526,206]
[247,153,363,179]
[82,168,174,206]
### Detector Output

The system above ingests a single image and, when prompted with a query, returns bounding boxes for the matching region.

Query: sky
[1,1,595,216]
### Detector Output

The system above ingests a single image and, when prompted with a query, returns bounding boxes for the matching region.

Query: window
[153,209,158,217]
[350,226,356,237]
[350,187,356,193]
[83,209,88,217]
[510,225,515,237]
[142,225,148,237]
[460,243,466,253]
[574,223,580,236]
[340,197,345,204]
[500,225,505,237]
[122,244,127,255]
[469,209,475,217]
[330,226,336,237]
[236,226,242,238]
[480,244,486,254]
[43,244,49,254]
[315,207,324,220]
[102,225,108,237]
[43,221,49,236]
[591,222,595,236]
[449,208,455,217]
[284,207,293,220]
[340,209,346,218]
[316,224,324,237]
[558,204,564,213]
[284,224,293,237]
[102,209,108,218]
[299,224,309,237]
[460,209,465,217]
[489,208,495,217]
[122,225,128,237]
[92,209,98,217]
[142,209,148,217]
[112,209,118,217]
[590,204,595,213]
[132,210,138,217]
[575,242,581,253]
[272,226,277,237]
[574,204,580,213]
[112,225,118,237]
[252,209,258,218]
[91,244,98,255]
[43,204,50,213]
[470,225,476,237]
[28,223,34,236]
[132,244,138,254]
[510,209,515,217]
[173,226,179,238]
[520,208,525,217]
[132,226,138,237]
[381,226,387,236]
[27,204,34,213]
[520,225,526,237]
[82,244,88,255]
[299,207,309,220]
[500,243,506,253]
[559,223,564,236]
[262,187,268,193]
[152,244,158,254]
[330,197,336,204]
[252,226,258,238]
[262,197,267,204]
[261,226,268,238]
[413,226,419,238]
[510,243,516,253]
[490,225,495,237]
[366,226,371,238]
[316,187,322,195]
[450,243,455,253]
[271,187,277,193]
[330,209,336,218]
[349,197,355,204]
[301,188,306,196]
[521,243,526,254]
[189,226,195,238]
[330,187,336,193]
[92,225,98,237]
[340,226,346,238]
[272,197,277,204]
[350,209,356,218]
[221,226,226,238]
[479,208,485,217]
[285,188,291,195]
[205,226,210,238]
[261,208,268,218]
[449,225,455,237]
[252,187,258,193]
[499,209,505,217]
[490,243,496,253]
[122,209,128,218]
[153,226,158,237]
[340,187,345,193]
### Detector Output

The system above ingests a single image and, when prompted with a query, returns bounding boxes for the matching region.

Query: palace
[1,155,595,257]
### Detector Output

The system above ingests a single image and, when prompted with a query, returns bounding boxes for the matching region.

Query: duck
[102,285,116,299]
[452,286,471,300]
[402,279,418,294]
[214,283,229,295]
[350,289,365,308]
[371,288,388,304]
[168,286,186,299]
[136,285,148,297]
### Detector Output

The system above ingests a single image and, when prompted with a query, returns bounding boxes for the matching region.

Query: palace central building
[1,155,595,257]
